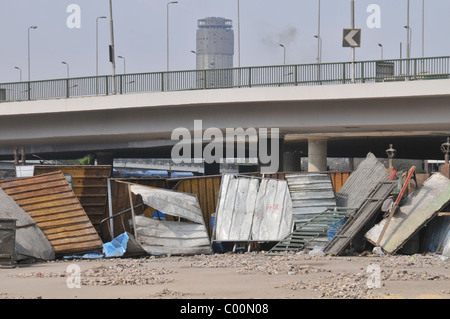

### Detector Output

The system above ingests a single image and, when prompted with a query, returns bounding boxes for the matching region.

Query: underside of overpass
[1,78,450,172]
[3,134,449,170]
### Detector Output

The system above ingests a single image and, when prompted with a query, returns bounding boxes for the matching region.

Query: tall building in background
[195,17,234,88]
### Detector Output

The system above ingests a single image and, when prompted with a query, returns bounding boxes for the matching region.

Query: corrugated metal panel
[285,173,336,225]
[0,219,16,265]
[171,175,221,238]
[105,178,168,240]
[336,153,391,209]
[213,174,293,242]
[442,228,450,257]
[0,171,103,256]
[365,173,450,254]
[421,216,450,253]
[0,188,54,261]
[33,165,111,233]
[130,184,213,255]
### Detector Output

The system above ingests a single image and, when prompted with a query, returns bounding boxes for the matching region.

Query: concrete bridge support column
[308,138,328,172]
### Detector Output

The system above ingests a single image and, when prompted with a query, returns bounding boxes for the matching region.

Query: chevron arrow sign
[343,28,361,47]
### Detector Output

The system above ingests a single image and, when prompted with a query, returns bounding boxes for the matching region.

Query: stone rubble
[5,251,449,299]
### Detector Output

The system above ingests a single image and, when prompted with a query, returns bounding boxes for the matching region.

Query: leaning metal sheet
[285,174,336,225]
[336,153,391,210]
[0,188,54,261]
[213,175,293,242]
[365,173,450,254]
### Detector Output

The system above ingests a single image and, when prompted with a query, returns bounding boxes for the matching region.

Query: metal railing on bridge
[0,56,449,103]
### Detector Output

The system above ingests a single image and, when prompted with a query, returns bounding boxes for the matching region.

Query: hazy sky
[1,0,449,82]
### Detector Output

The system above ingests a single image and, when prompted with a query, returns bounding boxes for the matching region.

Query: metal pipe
[27,26,38,82]
[351,0,355,83]
[109,0,116,94]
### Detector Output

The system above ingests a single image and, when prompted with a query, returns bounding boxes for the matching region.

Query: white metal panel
[130,184,213,255]
[214,175,293,242]
[134,216,212,255]
[130,184,204,224]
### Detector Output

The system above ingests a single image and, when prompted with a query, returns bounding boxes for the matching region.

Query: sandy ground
[0,251,449,300]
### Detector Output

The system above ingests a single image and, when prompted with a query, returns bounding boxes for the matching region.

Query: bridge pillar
[308,138,327,172]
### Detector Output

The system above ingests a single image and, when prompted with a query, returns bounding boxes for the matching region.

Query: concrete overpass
[1,57,450,173]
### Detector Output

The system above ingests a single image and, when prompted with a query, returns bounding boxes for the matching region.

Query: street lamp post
[317,0,321,64]
[14,67,22,82]
[61,62,70,78]
[314,35,322,64]
[237,0,241,68]
[167,1,178,72]
[27,25,38,82]
[118,55,126,74]
[378,43,383,60]
[406,0,410,60]
[96,16,107,77]
[279,44,286,65]
[404,25,412,77]
[350,0,355,83]
[422,0,425,58]
[109,0,116,94]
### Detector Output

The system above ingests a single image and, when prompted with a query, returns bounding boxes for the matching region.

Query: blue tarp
[102,232,130,257]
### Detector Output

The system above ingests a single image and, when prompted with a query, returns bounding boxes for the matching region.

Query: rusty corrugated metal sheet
[0,171,103,256]
[33,165,111,234]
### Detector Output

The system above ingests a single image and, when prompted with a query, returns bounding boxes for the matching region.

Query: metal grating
[0,171,103,256]
[267,207,355,255]
[324,180,396,256]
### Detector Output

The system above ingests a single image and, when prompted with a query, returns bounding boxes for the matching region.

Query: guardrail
[0,56,449,103]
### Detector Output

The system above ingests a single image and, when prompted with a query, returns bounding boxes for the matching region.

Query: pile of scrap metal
[324,153,450,257]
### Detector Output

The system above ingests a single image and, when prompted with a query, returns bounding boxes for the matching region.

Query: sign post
[342,0,361,83]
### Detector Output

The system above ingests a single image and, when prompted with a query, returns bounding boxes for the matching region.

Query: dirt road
[0,251,449,300]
